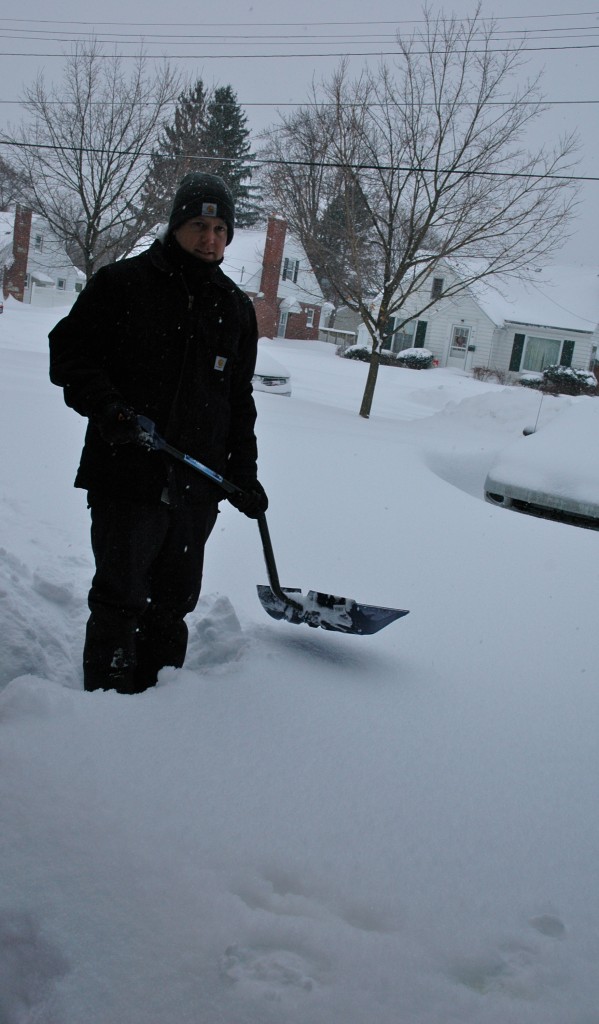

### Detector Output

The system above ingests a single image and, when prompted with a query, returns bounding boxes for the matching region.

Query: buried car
[484,399,599,529]
[252,348,292,396]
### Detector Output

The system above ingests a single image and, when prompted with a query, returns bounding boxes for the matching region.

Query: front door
[447,325,471,367]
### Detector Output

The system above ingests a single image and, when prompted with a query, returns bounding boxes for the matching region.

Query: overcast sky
[1,0,597,264]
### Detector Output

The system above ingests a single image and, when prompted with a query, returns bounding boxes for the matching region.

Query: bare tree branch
[259,7,580,418]
[2,39,180,278]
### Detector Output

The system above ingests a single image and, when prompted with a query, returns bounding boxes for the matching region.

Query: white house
[356,261,599,377]
[471,265,599,377]
[1,207,85,308]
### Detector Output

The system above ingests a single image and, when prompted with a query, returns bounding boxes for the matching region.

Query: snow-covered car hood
[253,349,292,396]
[485,399,599,524]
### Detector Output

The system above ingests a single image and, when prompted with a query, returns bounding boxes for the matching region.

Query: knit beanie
[167,172,235,244]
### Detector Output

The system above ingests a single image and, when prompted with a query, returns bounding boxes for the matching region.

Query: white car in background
[252,349,292,396]
[484,399,599,530]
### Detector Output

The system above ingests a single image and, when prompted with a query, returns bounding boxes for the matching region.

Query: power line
[1,136,596,182]
[1,26,599,43]
[1,12,598,26]
[1,98,599,109]
[2,43,599,59]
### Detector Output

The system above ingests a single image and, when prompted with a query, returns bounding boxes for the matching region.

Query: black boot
[83,611,141,694]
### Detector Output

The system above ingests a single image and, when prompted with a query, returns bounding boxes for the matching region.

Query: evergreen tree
[202,86,261,226]
[144,81,261,229]
[143,80,210,227]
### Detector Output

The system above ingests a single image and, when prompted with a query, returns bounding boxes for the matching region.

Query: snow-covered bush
[393,347,434,369]
[518,372,543,389]
[519,364,598,396]
[340,344,371,362]
[339,344,434,369]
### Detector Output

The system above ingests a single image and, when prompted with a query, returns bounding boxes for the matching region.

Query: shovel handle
[256,513,302,612]
[137,416,301,612]
[256,512,282,593]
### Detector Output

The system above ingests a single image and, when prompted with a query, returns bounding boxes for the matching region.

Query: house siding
[491,324,596,377]
[357,269,497,370]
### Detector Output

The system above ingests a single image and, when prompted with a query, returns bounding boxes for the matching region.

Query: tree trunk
[359,350,380,418]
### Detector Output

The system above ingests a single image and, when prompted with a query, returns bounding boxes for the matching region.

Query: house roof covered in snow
[0,211,15,267]
[221,228,267,293]
[469,265,599,334]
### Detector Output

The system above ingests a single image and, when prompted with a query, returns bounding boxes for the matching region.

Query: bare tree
[0,155,27,209]
[2,41,180,278]
[260,8,579,418]
[259,105,374,303]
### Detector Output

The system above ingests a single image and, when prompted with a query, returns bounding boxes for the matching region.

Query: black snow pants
[83,498,218,694]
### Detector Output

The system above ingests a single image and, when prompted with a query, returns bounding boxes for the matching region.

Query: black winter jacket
[49,238,260,505]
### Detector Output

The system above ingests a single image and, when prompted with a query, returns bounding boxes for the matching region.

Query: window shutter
[560,340,574,366]
[509,333,525,371]
[415,321,427,347]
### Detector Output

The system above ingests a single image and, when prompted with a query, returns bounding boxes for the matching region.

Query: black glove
[93,401,141,445]
[228,480,269,519]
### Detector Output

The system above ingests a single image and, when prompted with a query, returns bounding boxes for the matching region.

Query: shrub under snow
[519,364,598,396]
[339,344,434,369]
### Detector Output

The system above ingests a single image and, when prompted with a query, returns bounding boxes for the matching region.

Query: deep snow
[1,298,599,1024]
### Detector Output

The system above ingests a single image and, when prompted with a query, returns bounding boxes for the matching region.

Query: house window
[431,276,444,299]
[522,336,561,372]
[24,273,30,289]
[306,308,315,328]
[277,310,289,337]
[450,325,470,357]
[34,233,44,252]
[75,282,84,293]
[282,257,299,283]
[383,318,416,354]
[57,278,66,290]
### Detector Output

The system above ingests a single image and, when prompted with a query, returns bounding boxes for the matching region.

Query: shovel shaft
[137,416,298,608]
[256,513,302,611]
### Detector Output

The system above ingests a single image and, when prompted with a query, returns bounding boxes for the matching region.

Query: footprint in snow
[449,914,567,999]
[220,943,320,1001]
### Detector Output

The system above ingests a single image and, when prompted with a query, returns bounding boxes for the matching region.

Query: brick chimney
[3,205,32,301]
[253,215,286,338]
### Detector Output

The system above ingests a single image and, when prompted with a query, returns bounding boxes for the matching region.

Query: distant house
[222,216,325,340]
[1,206,85,307]
[319,304,362,348]
[472,266,599,378]
[355,261,599,377]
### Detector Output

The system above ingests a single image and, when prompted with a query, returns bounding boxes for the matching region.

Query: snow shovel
[137,417,409,635]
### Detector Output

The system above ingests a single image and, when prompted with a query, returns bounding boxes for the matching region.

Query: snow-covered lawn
[1,298,598,1023]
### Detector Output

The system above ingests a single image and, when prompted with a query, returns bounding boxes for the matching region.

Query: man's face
[173,216,228,262]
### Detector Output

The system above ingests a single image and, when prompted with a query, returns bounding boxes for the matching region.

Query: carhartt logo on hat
[202,202,218,217]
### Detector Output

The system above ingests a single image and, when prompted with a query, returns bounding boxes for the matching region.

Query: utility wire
[1,27,599,42]
[1,12,598,26]
[1,137,596,182]
[2,44,599,58]
[1,98,599,109]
